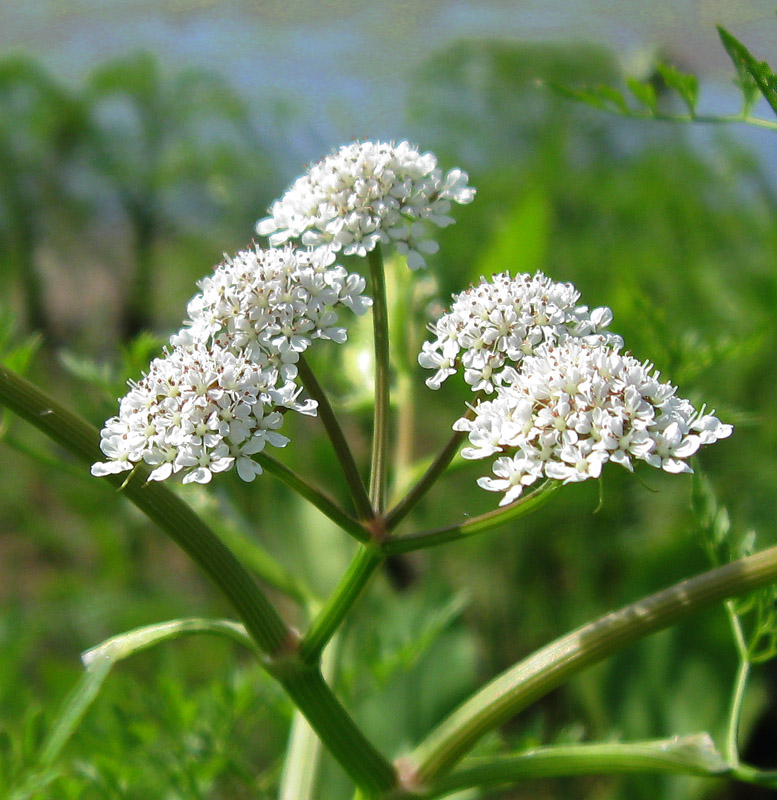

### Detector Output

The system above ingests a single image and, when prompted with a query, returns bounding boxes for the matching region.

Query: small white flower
[256,141,475,270]
[477,455,543,506]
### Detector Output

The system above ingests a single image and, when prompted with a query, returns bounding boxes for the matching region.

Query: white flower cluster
[454,340,732,506]
[171,245,371,363]
[92,246,371,484]
[256,140,476,269]
[419,271,622,392]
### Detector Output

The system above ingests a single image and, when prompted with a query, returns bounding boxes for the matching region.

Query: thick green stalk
[367,246,390,513]
[279,637,341,800]
[278,666,397,795]
[256,452,370,543]
[300,544,384,663]
[0,363,398,794]
[384,481,560,554]
[298,355,373,520]
[407,543,777,785]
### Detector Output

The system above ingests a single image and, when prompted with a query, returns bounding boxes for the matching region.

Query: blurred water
[2,0,776,170]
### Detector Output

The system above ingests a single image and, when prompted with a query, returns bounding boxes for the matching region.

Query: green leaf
[718,26,777,118]
[547,82,630,114]
[626,77,658,113]
[80,618,256,669]
[657,62,699,114]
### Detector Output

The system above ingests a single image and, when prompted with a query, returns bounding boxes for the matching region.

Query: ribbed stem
[384,481,559,555]
[408,543,777,784]
[0,362,290,655]
[256,452,370,543]
[298,355,373,521]
[367,246,390,513]
[279,666,397,795]
[279,637,340,800]
[421,737,729,797]
[300,544,384,663]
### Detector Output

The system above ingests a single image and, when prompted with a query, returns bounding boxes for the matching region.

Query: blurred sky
[2,0,777,166]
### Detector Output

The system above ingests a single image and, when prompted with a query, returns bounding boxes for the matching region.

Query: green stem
[385,397,487,531]
[82,617,260,667]
[724,602,750,766]
[278,666,397,796]
[256,452,370,543]
[557,95,777,131]
[417,736,729,797]
[622,111,777,130]
[384,481,560,555]
[300,544,384,664]
[367,246,390,513]
[279,636,341,800]
[386,429,469,532]
[407,543,777,785]
[731,764,777,788]
[0,363,397,795]
[298,355,373,521]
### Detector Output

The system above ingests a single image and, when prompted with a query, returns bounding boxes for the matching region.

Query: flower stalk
[300,544,384,664]
[385,400,482,532]
[407,542,777,785]
[255,452,370,543]
[0,362,397,795]
[277,667,397,795]
[384,481,560,554]
[368,245,391,513]
[298,355,373,520]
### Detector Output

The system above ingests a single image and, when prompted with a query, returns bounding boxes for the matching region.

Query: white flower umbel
[454,340,732,506]
[256,140,476,269]
[93,244,371,483]
[420,271,622,393]
[91,343,299,484]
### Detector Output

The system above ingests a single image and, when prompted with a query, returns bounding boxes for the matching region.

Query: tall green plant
[1,25,777,800]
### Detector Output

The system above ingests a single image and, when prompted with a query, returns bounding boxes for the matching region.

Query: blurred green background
[1,3,777,798]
